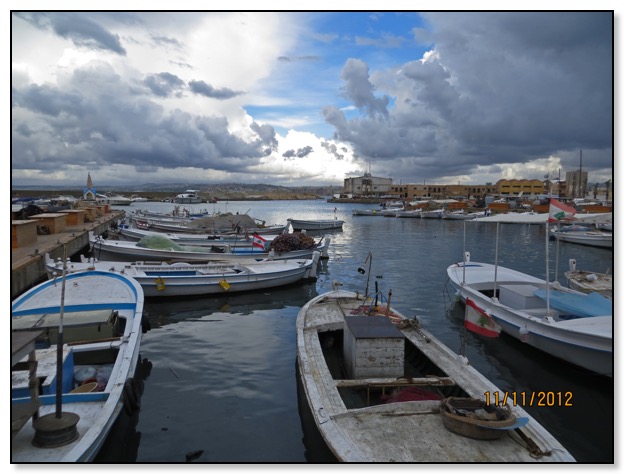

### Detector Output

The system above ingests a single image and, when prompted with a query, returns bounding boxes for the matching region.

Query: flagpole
[493,222,499,302]
[545,220,551,317]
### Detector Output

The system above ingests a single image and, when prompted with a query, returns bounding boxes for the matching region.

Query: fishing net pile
[187,213,258,232]
[269,232,317,253]
[135,235,205,253]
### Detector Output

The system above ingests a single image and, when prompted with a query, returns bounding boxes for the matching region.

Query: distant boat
[394,209,422,218]
[420,208,445,219]
[288,218,344,231]
[12,269,147,462]
[352,209,382,216]
[550,229,613,248]
[173,190,202,204]
[45,252,320,298]
[130,195,148,202]
[296,288,574,462]
[442,210,488,220]
[96,193,133,206]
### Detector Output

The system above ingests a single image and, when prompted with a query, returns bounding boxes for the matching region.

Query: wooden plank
[335,376,455,388]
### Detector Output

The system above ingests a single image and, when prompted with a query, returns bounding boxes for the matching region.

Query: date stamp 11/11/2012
[484,391,573,407]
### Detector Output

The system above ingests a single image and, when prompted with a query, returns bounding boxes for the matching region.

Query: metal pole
[55,247,68,417]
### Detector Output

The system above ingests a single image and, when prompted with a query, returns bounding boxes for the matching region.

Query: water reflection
[98,200,613,463]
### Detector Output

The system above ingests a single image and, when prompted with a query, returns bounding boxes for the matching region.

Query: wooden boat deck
[297,291,575,462]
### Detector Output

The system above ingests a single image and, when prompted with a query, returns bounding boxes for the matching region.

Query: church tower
[83,173,96,200]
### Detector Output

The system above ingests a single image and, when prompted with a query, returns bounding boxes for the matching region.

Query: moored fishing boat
[89,231,330,262]
[446,255,612,377]
[288,218,344,231]
[45,252,320,297]
[12,270,147,462]
[296,285,575,462]
[116,226,278,248]
[550,229,613,248]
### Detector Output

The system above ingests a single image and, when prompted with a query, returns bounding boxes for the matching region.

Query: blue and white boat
[12,270,147,462]
[45,252,320,298]
[447,255,612,377]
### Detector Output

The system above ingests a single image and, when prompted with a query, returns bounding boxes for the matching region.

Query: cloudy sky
[10,9,615,189]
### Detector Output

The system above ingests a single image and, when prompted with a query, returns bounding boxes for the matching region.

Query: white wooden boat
[564,259,612,299]
[288,218,344,231]
[96,193,134,206]
[352,209,382,216]
[12,270,146,462]
[128,212,287,235]
[394,209,422,218]
[296,289,575,462]
[117,226,278,248]
[442,210,487,220]
[45,252,320,298]
[89,231,330,262]
[447,254,612,377]
[550,229,612,248]
[420,208,445,219]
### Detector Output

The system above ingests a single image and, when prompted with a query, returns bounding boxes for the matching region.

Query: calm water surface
[95,200,614,464]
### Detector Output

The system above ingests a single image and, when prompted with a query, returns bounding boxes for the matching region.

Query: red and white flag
[464,298,501,337]
[252,233,267,250]
[548,198,576,223]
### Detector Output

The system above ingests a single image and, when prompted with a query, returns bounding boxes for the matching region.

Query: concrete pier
[11,210,125,299]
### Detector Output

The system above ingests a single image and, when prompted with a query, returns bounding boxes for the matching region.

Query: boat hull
[296,290,574,462]
[46,254,319,297]
[447,262,612,377]
[12,271,144,462]
[551,231,613,248]
[288,219,344,231]
[89,232,329,262]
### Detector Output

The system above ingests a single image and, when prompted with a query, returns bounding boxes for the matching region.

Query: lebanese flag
[464,298,501,337]
[252,233,267,250]
[548,198,576,223]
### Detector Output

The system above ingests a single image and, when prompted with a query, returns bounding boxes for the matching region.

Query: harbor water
[94,199,613,463]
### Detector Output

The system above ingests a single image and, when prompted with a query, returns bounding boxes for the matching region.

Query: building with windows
[343,173,393,197]
[496,179,544,196]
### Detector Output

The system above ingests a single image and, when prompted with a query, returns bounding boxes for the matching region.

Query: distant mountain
[11,182,338,197]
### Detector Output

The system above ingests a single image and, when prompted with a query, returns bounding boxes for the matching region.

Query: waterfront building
[343,173,393,198]
[496,178,545,196]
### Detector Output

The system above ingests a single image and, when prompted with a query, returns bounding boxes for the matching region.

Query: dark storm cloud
[321,141,345,161]
[15,12,126,55]
[143,72,185,97]
[282,146,314,160]
[324,12,612,181]
[340,58,389,119]
[188,80,243,100]
[250,122,278,151]
[12,63,271,174]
